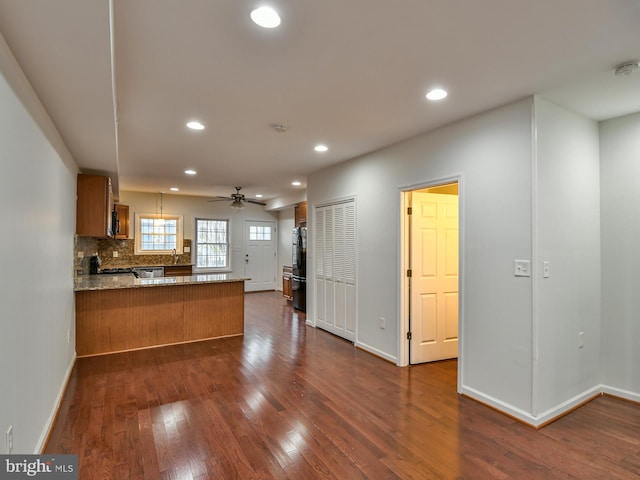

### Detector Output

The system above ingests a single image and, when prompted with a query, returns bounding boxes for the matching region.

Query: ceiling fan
[208,186,266,210]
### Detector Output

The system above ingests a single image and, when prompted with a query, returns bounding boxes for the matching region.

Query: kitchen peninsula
[74,273,247,357]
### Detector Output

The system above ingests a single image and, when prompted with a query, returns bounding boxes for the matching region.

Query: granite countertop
[109,264,194,269]
[75,273,249,292]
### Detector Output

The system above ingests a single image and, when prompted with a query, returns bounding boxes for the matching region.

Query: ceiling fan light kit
[230,199,245,211]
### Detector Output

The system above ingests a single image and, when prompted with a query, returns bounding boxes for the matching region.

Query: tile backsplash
[74,236,192,275]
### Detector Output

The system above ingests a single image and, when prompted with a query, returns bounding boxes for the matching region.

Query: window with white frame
[196,218,230,270]
[249,224,272,241]
[134,213,183,255]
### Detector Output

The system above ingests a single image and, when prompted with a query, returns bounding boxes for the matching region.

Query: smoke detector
[614,62,640,76]
[272,123,288,133]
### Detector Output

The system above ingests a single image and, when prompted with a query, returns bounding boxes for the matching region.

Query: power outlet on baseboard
[6,425,13,454]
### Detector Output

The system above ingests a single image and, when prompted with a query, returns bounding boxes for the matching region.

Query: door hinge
[406,269,412,278]
[407,206,412,215]
[406,331,412,340]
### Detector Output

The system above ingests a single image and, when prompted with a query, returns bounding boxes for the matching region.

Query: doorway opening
[400,179,461,388]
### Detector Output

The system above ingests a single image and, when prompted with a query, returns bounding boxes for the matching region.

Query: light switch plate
[543,261,550,278]
[514,260,531,277]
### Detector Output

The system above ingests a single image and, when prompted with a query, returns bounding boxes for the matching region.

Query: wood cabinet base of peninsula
[75,281,244,357]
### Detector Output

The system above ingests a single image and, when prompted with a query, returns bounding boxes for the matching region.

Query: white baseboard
[463,383,639,428]
[601,384,640,403]
[532,385,602,426]
[355,341,397,364]
[461,385,540,425]
[35,354,76,453]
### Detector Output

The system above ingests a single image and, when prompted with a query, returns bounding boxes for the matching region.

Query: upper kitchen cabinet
[76,174,114,237]
[114,203,129,239]
[294,201,307,226]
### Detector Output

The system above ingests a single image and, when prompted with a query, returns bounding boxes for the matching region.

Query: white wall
[118,191,278,276]
[308,98,536,416]
[600,112,640,401]
[533,98,601,418]
[0,36,77,453]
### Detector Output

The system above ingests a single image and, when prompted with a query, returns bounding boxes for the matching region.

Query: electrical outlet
[578,331,584,349]
[543,261,550,278]
[184,246,190,253]
[77,251,84,258]
[379,317,386,330]
[514,260,531,277]
[113,251,119,257]
[6,425,13,454]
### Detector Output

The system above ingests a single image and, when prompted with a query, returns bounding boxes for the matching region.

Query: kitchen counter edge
[75,273,249,292]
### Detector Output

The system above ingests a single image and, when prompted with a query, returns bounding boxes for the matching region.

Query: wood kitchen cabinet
[114,203,129,239]
[294,201,307,226]
[76,174,114,237]
[283,265,293,301]
[164,264,193,277]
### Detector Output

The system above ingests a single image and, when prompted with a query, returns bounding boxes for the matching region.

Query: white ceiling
[0,0,639,205]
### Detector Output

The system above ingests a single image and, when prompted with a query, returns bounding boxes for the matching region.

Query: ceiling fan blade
[207,197,233,202]
[246,199,267,206]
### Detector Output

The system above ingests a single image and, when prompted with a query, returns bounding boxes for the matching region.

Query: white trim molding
[36,355,77,453]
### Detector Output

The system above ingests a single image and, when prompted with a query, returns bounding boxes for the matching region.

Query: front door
[244,220,277,292]
[410,190,459,363]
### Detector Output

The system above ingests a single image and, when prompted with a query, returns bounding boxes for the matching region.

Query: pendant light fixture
[158,192,166,226]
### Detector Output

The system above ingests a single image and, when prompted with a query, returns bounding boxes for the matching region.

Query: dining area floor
[45,291,640,479]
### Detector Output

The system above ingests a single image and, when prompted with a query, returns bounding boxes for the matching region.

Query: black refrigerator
[292,226,307,311]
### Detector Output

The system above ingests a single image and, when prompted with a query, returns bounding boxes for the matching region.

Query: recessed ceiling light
[170,187,179,192]
[184,169,197,175]
[314,144,328,152]
[186,121,205,130]
[251,6,281,28]
[292,181,301,186]
[255,194,263,198]
[426,88,448,101]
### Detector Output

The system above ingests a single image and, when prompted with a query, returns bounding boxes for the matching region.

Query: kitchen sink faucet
[172,248,177,264]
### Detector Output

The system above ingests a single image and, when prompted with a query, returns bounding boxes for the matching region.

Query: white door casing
[410,191,459,363]
[244,220,277,292]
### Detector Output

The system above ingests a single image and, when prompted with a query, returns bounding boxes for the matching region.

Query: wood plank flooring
[46,291,640,479]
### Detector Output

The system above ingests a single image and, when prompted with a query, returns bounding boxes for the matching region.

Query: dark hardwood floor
[46,291,640,479]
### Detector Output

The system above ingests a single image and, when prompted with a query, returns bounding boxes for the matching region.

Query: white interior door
[244,220,276,292]
[410,191,459,363]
